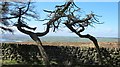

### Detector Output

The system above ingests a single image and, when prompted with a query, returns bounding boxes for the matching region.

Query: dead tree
[16,7,51,65]
[42,0,104,65]
[1,2,50,65]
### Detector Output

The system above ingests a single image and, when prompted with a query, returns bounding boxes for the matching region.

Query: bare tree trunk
[16,23,50,65]
[76,34,103,65]
[35,40,49,65]
[16,9,50,65]
[64,23,103,65]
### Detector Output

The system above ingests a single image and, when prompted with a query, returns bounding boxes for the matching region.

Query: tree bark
[15,8,50,65]
[64,22,103,65]
[35,39,50,65]
[16,25,50,65]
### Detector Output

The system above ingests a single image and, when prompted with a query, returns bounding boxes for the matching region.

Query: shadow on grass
[1,64,111,67]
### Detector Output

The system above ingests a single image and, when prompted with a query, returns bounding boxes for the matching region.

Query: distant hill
[1,34,32,42]
[0,34,118,42]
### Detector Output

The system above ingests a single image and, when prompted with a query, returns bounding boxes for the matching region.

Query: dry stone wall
[1,43,120,66]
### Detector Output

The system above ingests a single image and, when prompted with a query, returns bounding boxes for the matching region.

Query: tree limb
[64,21,103,64]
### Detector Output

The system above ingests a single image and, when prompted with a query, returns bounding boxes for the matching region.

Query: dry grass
[6,41,119,48]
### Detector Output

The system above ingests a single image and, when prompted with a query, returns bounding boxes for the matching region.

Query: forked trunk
[17,26,50,65]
